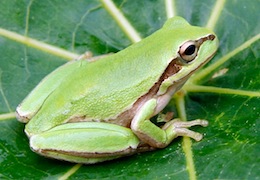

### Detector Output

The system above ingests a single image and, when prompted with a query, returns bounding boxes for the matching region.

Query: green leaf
[0,0,259,179]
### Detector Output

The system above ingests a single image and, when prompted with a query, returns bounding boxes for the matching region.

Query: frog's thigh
[16,59,86,122]
[30,122,140,164]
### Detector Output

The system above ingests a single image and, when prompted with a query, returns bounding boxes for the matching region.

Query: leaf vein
[0,28,79,60]
[184,84,260,97]
[25,0,34,36]
[100,0,141,43]
[71,5,101,51]
[0,112,16,121]
[175,92,198,180]
[206,0,226,29]
[58,164,82,180]
[165,0,176,18]
[0,71,12,112]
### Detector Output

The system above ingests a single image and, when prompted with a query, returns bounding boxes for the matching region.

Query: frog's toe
[163,119,208,141]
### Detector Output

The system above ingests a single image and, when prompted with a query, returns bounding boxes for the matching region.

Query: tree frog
[16,16,218,164]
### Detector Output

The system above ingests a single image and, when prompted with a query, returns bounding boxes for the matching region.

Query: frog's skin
[16,16,218,164]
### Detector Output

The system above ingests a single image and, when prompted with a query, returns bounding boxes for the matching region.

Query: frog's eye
[178,41,198,63]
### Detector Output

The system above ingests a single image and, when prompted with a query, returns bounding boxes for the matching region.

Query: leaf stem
[100,0,141,43]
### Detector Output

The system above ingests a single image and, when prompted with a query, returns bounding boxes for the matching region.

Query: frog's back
[48,47,167,121]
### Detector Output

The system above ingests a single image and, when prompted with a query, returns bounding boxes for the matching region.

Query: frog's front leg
[131,99,208,148]
[29,122,146,164]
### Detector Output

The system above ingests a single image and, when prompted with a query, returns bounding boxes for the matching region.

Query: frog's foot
[131,99,208,148]
[162,119,208,141]
[76,51,115,62]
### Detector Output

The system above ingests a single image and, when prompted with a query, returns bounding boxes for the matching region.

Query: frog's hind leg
[30,122,141,164]
[16,58,88,123]
[16,52,112,123]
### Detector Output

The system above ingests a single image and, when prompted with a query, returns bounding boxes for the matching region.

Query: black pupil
[184,45,196,55]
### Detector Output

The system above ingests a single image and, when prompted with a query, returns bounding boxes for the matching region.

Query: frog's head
[156,16,219,95]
